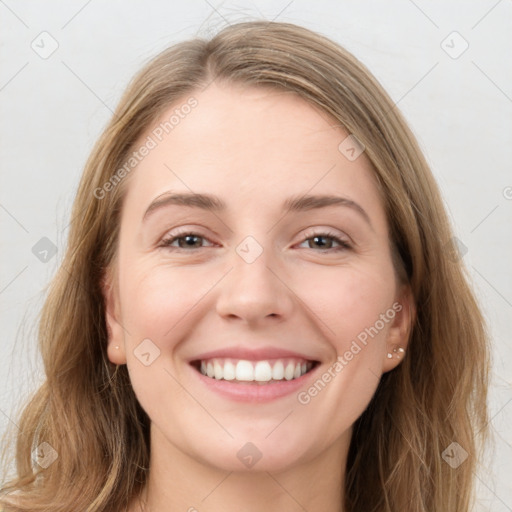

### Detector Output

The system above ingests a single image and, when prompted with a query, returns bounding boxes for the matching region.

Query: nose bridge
[215,232,292,322]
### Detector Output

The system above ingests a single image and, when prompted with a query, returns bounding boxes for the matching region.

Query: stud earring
[387,347,405,359]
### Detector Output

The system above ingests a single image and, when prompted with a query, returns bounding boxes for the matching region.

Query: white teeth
[223,361,236,380]
[272,361,284,380]
[284,362,295,380]
[235,360,254,381]
[197,358,314,383]
[214,360,223,380]
[254,361,272,381]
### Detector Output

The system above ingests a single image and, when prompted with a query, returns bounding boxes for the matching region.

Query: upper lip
[189,345,320,363]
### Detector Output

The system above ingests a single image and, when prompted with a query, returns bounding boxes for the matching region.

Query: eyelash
[159,230,352,253]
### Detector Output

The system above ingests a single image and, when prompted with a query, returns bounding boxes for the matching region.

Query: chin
[193,437,312,474]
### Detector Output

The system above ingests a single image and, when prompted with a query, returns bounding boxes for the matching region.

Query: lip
[188,359,321,403]
[188,345,320,363]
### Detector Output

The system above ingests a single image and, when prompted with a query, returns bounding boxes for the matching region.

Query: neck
[136,423,349,512]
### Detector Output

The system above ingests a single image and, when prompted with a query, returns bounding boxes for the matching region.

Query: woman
[0,20,490,512]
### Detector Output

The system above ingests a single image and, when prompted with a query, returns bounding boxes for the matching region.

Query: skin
[104,82,414,512]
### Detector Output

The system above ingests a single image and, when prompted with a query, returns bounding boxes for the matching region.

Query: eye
[159,229,352,252]
[297,230,352,252]
[159,231,214,251]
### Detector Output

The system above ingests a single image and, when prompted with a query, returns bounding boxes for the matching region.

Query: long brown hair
[0,20,490,511]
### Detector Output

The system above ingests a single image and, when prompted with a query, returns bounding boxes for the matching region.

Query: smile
[191,357,318,384]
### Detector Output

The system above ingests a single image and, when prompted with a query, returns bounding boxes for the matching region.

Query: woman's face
[104,82,412,472]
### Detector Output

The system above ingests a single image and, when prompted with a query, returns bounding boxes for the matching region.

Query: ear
[101,267,127,365]
[382,285,415,372]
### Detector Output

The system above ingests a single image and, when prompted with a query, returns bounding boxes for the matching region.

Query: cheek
[119,263,212,338]
[119,255,396,353]
[118,265,208,412]
[294,269,394,422]
[301,264,396,346]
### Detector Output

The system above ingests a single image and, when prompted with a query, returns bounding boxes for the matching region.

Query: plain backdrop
[1,0,511,509]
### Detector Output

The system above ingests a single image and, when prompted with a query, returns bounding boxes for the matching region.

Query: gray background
[1,0,511,509]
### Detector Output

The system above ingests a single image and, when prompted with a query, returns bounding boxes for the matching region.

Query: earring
[387,347,405,359]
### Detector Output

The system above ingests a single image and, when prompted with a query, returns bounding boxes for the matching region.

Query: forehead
[121,82,385,225]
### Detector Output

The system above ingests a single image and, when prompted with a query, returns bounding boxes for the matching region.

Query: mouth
[189,357,320,385]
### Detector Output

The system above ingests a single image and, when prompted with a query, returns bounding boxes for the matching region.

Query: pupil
[183,235,199,247]
[314,236,328,248]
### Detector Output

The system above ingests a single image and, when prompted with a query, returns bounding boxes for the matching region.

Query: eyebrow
[142,191,373,228]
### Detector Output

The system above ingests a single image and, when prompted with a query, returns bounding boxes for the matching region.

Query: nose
[215,242,294,326]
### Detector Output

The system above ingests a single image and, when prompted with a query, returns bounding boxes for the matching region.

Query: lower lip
[189,363,320,403]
